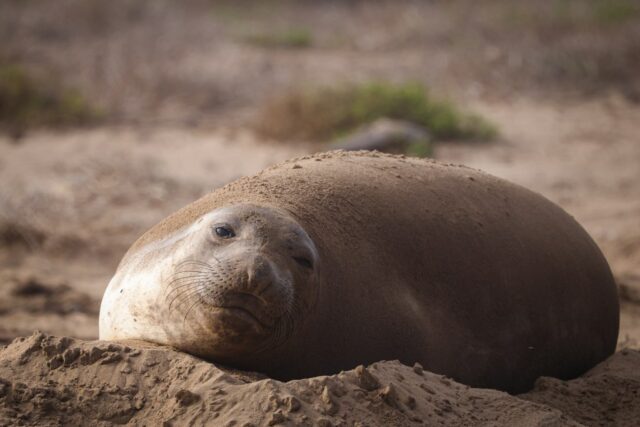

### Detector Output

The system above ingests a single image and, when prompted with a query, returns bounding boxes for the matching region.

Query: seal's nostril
[247,256,272,284]
[293,256,313,269]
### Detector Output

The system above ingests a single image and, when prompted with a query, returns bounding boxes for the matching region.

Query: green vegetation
[405,139,432,158]
[505,0,639,29]
[255,82,497,143]
[244,28,313,49]
[592,0,638,26]
[0,62,101,137]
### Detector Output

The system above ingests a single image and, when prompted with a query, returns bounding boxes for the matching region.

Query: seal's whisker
[172,269,211,274]
[166,274,209,287]
[165,273,209,289]
[174,266,215,275]
[171,292,203,315]
[166,283,202,304]
[165,276,210,298]
[256,295,298,354]
[171,288,205,318]
[168,281,209,311]
[176,259,214,268]
[169,283,206,309]
[255,282,271,300]
[183,294,206,324]
[169,271,212,278]
[168,270,210,279]
[171,281,217,312]
[176,259,218,272]
[166,270,210,282]
[172,292,203,313]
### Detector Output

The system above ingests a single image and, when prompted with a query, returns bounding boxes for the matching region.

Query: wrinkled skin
[99,204,319,366]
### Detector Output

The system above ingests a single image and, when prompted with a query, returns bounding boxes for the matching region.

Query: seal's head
[99,203,319,364]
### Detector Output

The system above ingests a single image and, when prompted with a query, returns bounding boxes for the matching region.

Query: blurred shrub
[244,28,313,48]
[592,0,638,26]
[506,0,639,29]
[255,82,497,142]
[405,139,432,158]
[0,62,101,137]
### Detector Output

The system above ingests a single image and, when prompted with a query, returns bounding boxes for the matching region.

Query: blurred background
[0,0,638,347]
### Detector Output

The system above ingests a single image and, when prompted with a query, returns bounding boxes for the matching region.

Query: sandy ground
[0,333,638,426]
[1,98,639,425]
[1,1,639,425]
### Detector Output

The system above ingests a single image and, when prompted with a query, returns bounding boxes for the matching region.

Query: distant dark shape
[333,118,432,157]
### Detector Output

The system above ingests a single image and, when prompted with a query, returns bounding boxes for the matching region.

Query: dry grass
[501,0,639,29]
[243,28,313,49]
[0,0,639,128]
[0,61,101,137]
[255,82,498,143]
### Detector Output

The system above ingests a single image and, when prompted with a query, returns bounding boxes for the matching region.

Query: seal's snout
[246,254,273,287]
[241,253,293,311]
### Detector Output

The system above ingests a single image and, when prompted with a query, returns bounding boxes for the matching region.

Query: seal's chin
[175,303,275,361]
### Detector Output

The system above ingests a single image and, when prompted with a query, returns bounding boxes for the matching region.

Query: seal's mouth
[202,291,275,331]
[213,305,269,330]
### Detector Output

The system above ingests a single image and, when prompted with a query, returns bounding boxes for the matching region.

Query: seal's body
[100,151,619,393]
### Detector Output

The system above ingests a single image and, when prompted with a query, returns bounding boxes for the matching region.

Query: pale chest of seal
[100,151,619,393]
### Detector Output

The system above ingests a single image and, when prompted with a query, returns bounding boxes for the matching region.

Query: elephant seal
[99,151,619,393]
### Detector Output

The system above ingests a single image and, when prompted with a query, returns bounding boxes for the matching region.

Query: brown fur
[124,151,619,392]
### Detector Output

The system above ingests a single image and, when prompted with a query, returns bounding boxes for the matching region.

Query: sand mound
[520,348,640,426]
[1,334,638,426]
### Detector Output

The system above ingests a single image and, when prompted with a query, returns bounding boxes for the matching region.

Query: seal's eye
[293,256,313,269]
[214,226,235,239]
